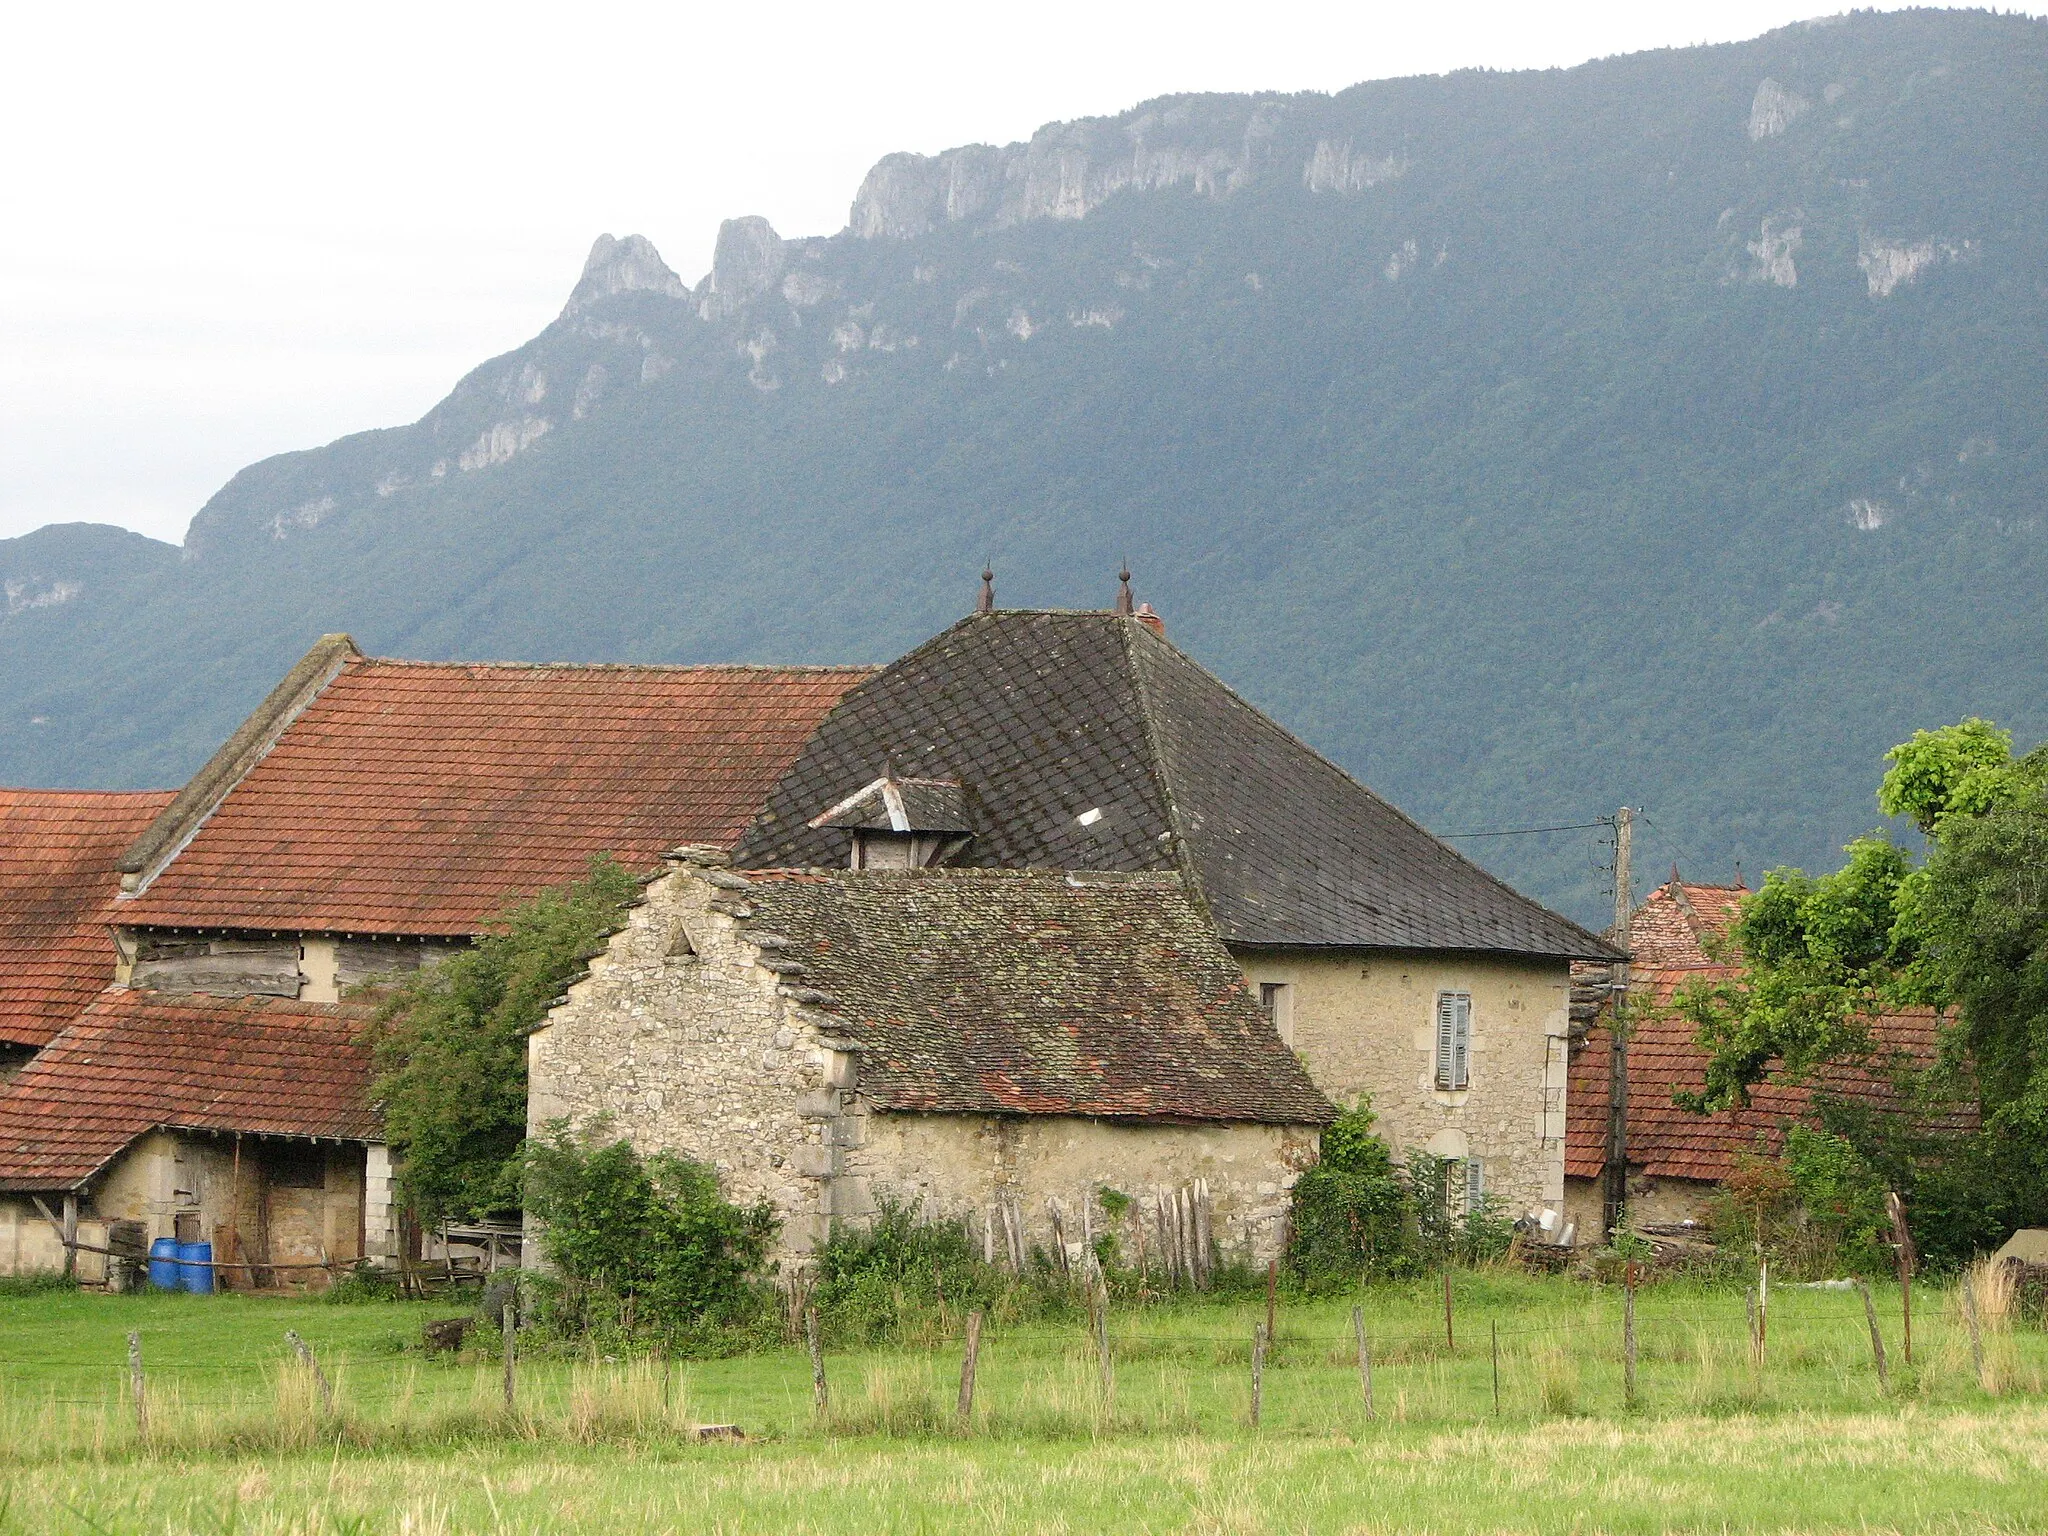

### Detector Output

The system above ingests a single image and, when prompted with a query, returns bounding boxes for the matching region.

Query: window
[1462,1158,1486,1215]
[1434,991,1471,1091]
[1258,982,1293,1046]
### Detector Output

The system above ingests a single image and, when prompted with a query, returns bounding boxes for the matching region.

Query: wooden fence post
[1353,1306,1374,1420]
[1249,1322,1267,1428]
[285,1330,334,1415]
[1745,1288,1760,1375]
[501,1300,517,1412]
[1093,1283,1115,1415]
[1962,1273,1988,1392]
[1622,1262,1638,1410]
[1492,1319,1502,1415]
[1855,1277,1889,1393]
[1887,1190,1915,1365]
[127,1330,147,1437]
[806,1305,828,1418]
[1757,1259,1769,1363]
[1442,1270,1455,1353]
[956,1310,983,1429]
[1265,1257,1278,1352]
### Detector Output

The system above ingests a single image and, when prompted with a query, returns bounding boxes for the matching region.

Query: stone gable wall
[528,853,1320,1265]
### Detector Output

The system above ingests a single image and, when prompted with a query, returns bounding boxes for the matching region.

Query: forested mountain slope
[4,9,2043,924]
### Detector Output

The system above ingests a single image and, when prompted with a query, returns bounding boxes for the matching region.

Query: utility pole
[1602,806,1634,1240]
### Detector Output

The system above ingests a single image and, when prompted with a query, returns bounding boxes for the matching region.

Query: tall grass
[2,1273,2042,1468]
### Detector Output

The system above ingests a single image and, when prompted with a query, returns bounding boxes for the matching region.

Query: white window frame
[1434,991,1472,1091]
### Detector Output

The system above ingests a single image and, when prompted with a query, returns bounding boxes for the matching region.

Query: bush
[1287,1102,1411,1288]
[813,1201,1078,1345]
[0,1271,72,1298]
[1407,1151,1515,1266]
[322,1262,402,1304]
[523,1123,775,1339]
[1784,1125,1891,1273]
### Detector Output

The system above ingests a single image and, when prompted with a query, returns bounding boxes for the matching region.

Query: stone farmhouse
[0,591,1620,1281]
[535,604,1620,1265]
[1563,875,1969,1242]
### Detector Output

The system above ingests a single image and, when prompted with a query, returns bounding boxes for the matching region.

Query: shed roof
[0,789,174,1049]
[0,990,380,1191]
[1565,880,1974,1183]
[738,612,1616,960]
[742,867,1335,1125]
[114,648,873,936]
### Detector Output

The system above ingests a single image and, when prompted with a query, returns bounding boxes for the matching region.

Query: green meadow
[2,1273,2044,1533]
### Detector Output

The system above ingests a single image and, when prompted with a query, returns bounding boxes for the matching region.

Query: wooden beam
[28,1194,69,1246]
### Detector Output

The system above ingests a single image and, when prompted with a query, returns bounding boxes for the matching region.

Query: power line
[1438,819,1611,840]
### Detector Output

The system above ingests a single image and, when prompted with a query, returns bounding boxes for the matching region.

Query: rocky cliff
[4,9,2044,922]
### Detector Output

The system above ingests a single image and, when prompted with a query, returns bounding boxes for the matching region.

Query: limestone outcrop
[558,233,688,319]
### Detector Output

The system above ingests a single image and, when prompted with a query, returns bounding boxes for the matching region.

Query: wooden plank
[132,939,301,997]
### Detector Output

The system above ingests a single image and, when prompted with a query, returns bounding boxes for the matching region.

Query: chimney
[1134,602,1166,638]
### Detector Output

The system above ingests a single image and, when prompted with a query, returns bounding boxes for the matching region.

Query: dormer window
[808,771,973,870]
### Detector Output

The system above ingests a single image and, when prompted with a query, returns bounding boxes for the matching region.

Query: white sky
[0,1,2011,544]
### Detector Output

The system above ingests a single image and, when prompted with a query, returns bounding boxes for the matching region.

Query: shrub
[1287,1101,1411,1288]
[1710,1152,1798,1256]
[523,1123,775,1339]
[1784,1125,1891,1273]
[0,1271,71,1298]
[322,1262,402,1304]
[813,1200,1078,1345]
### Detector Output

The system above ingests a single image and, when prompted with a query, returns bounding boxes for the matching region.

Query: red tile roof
[115,657,873,936]
[0,789,175,1049]
[1566,881,1971,1182]
[0,990,380,1190]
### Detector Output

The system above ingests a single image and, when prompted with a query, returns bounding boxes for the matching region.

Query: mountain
[4,9,2045,927]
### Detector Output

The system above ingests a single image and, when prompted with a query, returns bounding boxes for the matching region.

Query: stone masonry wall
[856,1113,1317,1268]
[528,851,1321,1266]
[528,851,864,1255]
[1235,949,1571,1220]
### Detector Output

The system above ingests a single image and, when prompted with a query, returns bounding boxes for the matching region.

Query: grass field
[3,1271,2045,1533]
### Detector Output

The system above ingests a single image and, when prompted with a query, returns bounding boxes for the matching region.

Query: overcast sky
[1,2,2017,545]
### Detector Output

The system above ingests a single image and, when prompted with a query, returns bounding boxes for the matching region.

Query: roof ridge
[0,787,177,802]
[115,633,361,892]
[1118,617,1215,919]
[356,657,878,674]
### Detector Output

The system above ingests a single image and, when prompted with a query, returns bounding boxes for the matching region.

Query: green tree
[1876,719,2013,833]
[372,855,641,1222]
[1682,722,2048,1258]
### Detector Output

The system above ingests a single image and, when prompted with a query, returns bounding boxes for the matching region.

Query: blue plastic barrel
[175,1240,214,1295]
[147,1237,181,1290]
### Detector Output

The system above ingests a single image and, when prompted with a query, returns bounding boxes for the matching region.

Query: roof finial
[1670,862,1681,888]
[1115,562,1134,616]
[976,564,994,615]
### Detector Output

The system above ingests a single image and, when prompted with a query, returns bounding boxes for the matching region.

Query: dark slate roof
[744,868,1333,1125]
[738,612,1617,960]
